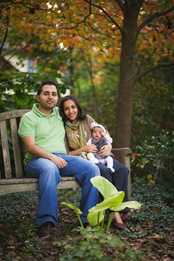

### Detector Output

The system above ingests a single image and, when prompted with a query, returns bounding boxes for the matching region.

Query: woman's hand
[99,144,112,157]
[84,144,97,153]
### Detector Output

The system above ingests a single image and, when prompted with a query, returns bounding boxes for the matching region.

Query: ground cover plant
[0,183,174,260]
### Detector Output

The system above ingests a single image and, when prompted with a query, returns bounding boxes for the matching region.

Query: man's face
[36,84,58,112]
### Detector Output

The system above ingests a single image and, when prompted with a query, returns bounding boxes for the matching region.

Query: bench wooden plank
[0,109,29,121]
[10,118,23,178]
[0,120,12,178]
[0,177,80,196]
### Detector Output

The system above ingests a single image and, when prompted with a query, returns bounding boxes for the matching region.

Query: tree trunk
[114,3,141,149]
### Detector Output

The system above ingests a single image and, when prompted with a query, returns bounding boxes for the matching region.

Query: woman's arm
[68,144,97,156]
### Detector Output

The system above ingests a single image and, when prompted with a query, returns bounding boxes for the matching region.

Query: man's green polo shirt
[18,103,66,165]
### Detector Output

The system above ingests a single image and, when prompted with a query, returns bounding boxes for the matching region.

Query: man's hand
[50,154,67,168]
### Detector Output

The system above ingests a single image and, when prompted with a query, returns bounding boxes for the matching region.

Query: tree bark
[114,2,141,148]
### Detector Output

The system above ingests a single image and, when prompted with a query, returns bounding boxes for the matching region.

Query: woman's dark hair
[37,80,58,95]
[59,95,86,122]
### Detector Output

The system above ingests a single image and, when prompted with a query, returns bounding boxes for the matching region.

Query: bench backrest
[0,109,29,179]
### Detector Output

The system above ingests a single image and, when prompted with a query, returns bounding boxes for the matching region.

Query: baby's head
[90,122,106,140]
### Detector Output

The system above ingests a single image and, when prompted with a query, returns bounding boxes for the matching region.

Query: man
[18,80,100,239]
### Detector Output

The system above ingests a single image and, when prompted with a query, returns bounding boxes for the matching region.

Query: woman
[59,95,130,229]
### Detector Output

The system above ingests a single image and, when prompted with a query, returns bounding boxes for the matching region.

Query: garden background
[0,1,174,260]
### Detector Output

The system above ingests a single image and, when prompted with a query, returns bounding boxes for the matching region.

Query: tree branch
[135,62,174,82]
[138,6,174,33]
[115,0,125,13]
[84,0,123,33]
[0,18,9,57]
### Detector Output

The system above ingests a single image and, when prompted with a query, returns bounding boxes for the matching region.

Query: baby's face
[92,127,104,140]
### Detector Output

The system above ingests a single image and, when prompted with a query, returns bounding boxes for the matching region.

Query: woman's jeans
[26,153,100,227]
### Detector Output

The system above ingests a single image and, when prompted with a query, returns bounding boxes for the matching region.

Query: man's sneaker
[38,221,54,239]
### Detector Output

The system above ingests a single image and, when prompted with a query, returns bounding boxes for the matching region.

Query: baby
[87,122,114,173]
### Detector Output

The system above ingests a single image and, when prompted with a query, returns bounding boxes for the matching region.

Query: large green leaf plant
[61,176,141,232]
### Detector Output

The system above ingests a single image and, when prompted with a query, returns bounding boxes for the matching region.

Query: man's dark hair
[59,95,86,122]
[37,80,58,95]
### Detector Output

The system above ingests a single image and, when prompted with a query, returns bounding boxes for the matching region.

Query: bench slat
[0,109,29,121]
[10,118,23,178]
[0,120,12,178]
[0,177,80,196]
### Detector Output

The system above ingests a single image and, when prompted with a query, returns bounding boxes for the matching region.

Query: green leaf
[87,192,124,226]
[87,209,105,226]
[110,201,141,212]
[90,176,119,199]
[61,201,82,215]
[94,192,125,211]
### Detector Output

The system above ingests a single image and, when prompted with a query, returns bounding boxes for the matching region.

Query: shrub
[131,130,174,187]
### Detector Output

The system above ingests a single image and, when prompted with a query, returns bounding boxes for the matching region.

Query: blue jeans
[26,153,100,226]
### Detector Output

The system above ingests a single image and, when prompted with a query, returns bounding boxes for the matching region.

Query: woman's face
[63,99,78,124]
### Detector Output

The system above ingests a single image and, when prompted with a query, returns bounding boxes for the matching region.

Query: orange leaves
[1,0,173,66]
[169,50,173,61]
[43,34,50,41]
[40,42,55,52]
[145,0,158,12]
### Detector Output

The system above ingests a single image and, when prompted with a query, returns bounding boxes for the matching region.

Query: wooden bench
[0,109,132,197]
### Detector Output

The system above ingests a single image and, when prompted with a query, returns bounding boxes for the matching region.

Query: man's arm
[22,136,67,168]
